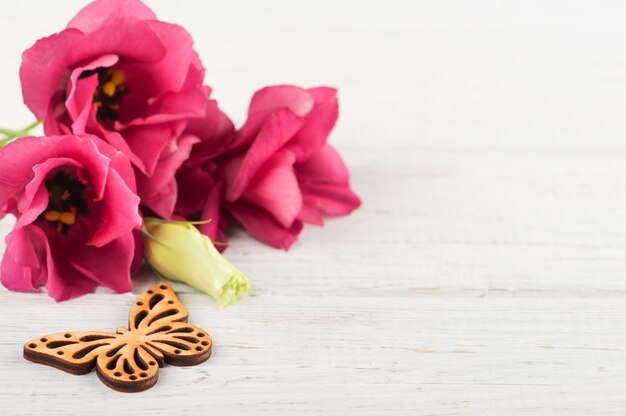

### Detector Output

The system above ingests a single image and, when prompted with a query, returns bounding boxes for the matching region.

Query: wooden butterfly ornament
[23,283,212,393]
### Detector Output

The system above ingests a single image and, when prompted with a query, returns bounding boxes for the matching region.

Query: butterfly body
[24,283,212,393]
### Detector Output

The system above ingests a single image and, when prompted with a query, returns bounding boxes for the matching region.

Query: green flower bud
[143,219,249,307]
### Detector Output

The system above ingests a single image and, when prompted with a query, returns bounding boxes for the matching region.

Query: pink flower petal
[227,202,303,250]
[116,84,207,128]
[297,199,324,226]
[226,110,304,201]
[300,182,362,217]
[175,163,218,217]
[240,151,303,228]
[296,144,361,216]
[131,229,144,274]
[96,129,146,173]
[17,158,83,228]
[67,0,157,34]
[249,85,314,117]
[231,85,313,150]
[286,88,338,161]
[87,169,142,247]
[69,233,135,294]
[1,225,49,292]
[184,97,235,164]
[20,29,84,119]
[197,175,225,242]
[141,21,196,95]
[121,122,183,176]
[65,54,119,133]
[45,232,99,302]
[66,20,166,67]
[295,143,351,184]
[91,138,138,194]
[137,134,199,218]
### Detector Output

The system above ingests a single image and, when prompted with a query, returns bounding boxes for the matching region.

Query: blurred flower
[20,0,209,218]
[143,218,249,307]
[214,85,361,250]
[0,135,142,301]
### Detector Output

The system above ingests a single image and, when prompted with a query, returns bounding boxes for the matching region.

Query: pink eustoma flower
[0,135,142,301]
[182,85,361,250]
[174,95,235,245]
[20,0,208,219]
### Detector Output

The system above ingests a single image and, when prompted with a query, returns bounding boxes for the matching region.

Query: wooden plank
[1,294,626,414]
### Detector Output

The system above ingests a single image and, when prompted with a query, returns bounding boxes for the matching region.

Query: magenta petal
[140,21,195,95]
[185,98,235,164]
[43,106,73,136]
[117,85,207,128]
[67,20,166,67]
[287,89,339,161]
[297,199,324,226]
[175,165,216,217]
[98,130,146,173]
[296,144,351,184]
[17,158,83,228]
[20,29,84,119]
[300,182,362,217]
[66,54,119,133]
[110,21,197,101]
[249,85,314,117]
[69,233,134,294]
[88,169,142,247]
[92,138,138,193]
[122,123,181,176]
[307,86,339,103]
[131,229,144,274]
[67,0,157,33]
[45,236,99,302]
[227,110,304,201]
[1,225,49,292]
[227,202,303,250]
[240,151,303,228]
[296,144,361,216]
[67,75,98,134]
[231,85,313,150]
[137,134,199,218]
[15,186,48,230]
[197,176,225,242]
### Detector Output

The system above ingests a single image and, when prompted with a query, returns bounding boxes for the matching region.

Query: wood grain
[1,0,626,414]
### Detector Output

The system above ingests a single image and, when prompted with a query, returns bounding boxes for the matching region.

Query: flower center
[41,171,88,233]
[81,67,127,121]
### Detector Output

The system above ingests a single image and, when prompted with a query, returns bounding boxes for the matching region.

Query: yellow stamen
[95,101,103,108]
[111,70,125,86]
[102,81,116,97]
[60,212,76,225]
[61,190,71,201]
[44,211,61,222]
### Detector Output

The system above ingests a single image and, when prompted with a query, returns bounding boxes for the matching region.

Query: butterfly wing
[145,321,212,366]
[94,340,161,392]
[128,283,189,331]
[128,283,212,366]
[24,331,121,375]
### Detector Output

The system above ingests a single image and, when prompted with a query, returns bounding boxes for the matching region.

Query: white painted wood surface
[2,1,626,414]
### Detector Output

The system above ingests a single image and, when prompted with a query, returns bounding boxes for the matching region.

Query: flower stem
[0,120,42,148]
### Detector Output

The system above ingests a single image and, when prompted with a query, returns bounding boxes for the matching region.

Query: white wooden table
[2,1,626,414]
